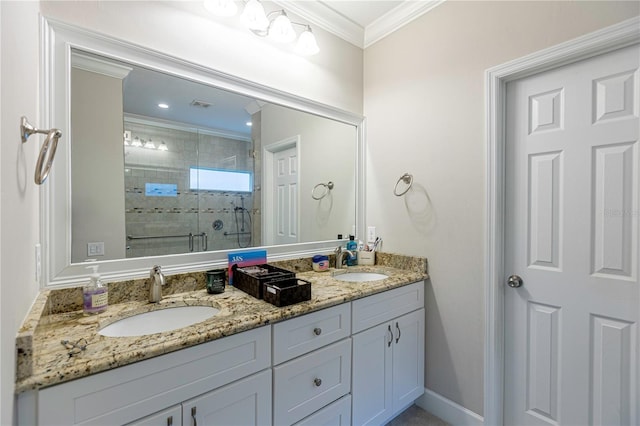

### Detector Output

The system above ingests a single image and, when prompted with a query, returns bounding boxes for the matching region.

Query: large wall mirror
[43,19,364,287]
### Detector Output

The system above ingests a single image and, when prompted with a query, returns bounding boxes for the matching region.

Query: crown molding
[273,0,364,48]
[365,0,445,48]
[71,52,132,79]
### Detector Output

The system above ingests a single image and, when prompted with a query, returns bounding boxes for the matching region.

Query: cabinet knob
[313,327,322,336]
[313,378,322,387]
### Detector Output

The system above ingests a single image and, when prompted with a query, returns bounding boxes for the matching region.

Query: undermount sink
[99,306,220,337]
[333,272,389,282]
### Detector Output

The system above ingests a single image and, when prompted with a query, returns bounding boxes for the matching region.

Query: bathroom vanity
[16,256,426,426]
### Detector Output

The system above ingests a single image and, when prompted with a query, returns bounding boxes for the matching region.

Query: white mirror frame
[41,17,366,288]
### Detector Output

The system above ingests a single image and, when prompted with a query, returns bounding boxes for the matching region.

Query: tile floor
[387,405,450,425]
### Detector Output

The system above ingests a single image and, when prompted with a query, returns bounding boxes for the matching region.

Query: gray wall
[363,0,640,416]
[261,104,357,243]
[71,68,126,262]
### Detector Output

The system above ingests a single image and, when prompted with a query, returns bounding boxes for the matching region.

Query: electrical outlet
[88,242,105,256]
[367,226,376,243]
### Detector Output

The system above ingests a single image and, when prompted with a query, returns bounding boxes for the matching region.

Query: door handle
[387,324,393,347]
[395,322,401,344]
[507,275,523,288]
[191,407,197,426]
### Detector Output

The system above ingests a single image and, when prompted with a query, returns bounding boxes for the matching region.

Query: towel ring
[393,173,413,196]
[312,181,334,200]
[21,116,62,185]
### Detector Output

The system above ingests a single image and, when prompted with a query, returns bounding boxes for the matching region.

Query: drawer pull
[191,407,197,426]
[313,327,322,336]
[167,416,173,426]
[395,322,401,344]
[387,324,393,347]
[314,378,322,387]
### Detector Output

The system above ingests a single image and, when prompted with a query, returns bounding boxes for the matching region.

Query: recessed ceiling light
[246,121,252,127]
[158,103,169,109]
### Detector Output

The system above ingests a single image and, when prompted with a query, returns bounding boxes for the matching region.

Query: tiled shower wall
[124,120,260,258]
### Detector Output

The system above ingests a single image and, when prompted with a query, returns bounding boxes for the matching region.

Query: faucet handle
[150,265,162,277]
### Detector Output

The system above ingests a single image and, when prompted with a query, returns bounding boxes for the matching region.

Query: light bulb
[131,137,143,147]
[203,0,237,17]
[241,0,269,31]
[144,139,156,149]
[269,11,295,43]
[158,141,169,151]
[296,27,320,55]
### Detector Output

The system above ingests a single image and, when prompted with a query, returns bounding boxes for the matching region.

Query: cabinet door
[126,405,181,426]
[182,369,271,426]
[352,321,393,425]
[392,308,425,412]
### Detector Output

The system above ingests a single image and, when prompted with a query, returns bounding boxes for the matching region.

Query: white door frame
[484,17,640,425]
[262,135,301,246]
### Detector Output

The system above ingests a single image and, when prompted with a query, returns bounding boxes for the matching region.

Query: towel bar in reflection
[312,181,334,200]
[127,232,207,252]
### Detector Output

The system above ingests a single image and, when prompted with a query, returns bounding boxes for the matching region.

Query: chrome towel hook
[393,173,413,196]
[312,181,334,200]
[20,116,62,185]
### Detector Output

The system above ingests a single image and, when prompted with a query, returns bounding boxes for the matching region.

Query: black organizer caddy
[232,264,311,306]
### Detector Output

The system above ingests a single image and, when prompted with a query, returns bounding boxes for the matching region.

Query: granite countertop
[15,253,427,393]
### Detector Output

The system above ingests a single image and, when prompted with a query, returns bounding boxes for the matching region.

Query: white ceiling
[274,0,445,48]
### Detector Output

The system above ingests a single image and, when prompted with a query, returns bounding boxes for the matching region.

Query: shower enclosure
[123,119,259,258]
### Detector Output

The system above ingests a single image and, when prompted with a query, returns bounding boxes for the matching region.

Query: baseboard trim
[415,388,484,426]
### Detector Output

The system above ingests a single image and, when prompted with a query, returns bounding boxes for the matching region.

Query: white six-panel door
[504,44,639,425]
[273,145,299,245]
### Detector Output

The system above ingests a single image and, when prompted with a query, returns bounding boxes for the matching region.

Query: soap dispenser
[346,235,358,266]
[83,265,108,315]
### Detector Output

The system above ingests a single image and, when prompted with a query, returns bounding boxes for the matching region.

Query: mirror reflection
[70,50,357,263]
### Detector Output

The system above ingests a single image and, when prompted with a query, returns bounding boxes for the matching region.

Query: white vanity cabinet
[32,326,271,425]
[19,280,426,426]
[351,282,425,426]
[272,304,352,426]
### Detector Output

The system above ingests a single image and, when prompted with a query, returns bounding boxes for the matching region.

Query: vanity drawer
[293,394,351,426]
[272,303,351,364]
[273,338,351,426]
[352,281,424,333]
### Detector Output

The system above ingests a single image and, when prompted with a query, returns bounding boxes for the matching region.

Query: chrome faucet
[335,246,356,269]
[149,265,166,303]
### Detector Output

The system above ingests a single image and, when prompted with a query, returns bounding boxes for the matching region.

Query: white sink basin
[333,272,389,282]
[99,306,220,337]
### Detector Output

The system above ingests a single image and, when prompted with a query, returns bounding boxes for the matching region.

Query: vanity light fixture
[203,0,237,17]
[295,26,320,56]
[158,141,169,151]
[131,136,143,148]
[268,11,296,43]
[204,1,320,55]
[144,139,156,149]
[241,0,269,31]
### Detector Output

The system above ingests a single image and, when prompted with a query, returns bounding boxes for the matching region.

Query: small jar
[312,255,329,272]
[206,269,226,294]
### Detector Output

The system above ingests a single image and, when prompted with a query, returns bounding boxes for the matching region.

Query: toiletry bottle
[346,235,358,266]
[83,265,108,315]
